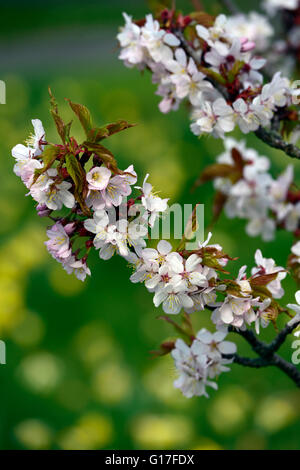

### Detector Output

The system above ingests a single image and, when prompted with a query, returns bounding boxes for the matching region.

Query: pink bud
[240,38,256,52]
[64,222,76,235]
[36,203,51,217]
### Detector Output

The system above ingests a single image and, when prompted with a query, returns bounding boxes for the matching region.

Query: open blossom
[171,327,235,398]
[45,223,72,261]
[12,119,45,187]
[135,174,169,227]
[102,165,137,207]
[196,15,229,54]
[153,283,194,314]
[141,14,180,63]
[165,48,211,105]
[191,98,235,138]
[212,266,258,329]
[86,166,111,191]
[30,169,75,211]
[63,256,91,282]
[117,13,145,66]
[251,249,286,299]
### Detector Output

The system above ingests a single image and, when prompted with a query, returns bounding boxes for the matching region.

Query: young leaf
[147,0,172,15]
[250,272,281,286]
[189,11,215,27]
[150,340,176,357]
[87,120,135,143]
[65,153,91,216]
[32,145,60,184]
[48,88,72,143]
[83,141,119,173]
[66,99,93,137]
[197,163,235,184]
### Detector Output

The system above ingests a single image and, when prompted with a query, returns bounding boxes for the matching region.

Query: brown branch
[255,127,300,161]
[227,324,300,386]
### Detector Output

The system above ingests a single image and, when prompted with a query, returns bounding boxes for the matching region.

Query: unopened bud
[36,203,51,217]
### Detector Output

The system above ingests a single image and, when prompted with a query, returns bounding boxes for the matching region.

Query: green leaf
[227,60,245,83]
[65,153,91,216]
[189,11,215,27]
[83,141,119,172]
[66,99,93,137]
[87,120,135,143]
[48,88,72,143]
[32,145,60,184]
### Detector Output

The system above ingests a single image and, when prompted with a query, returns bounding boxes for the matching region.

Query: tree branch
[255,127,300,161]
[223,353,270,368]
[227,324,300,386]
[228,325,270,357]
[266,320,300,354]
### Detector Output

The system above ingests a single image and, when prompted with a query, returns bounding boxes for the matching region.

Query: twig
[272,353,300,386]
[266,320,300,354]
[228,326,270,357]
[223,353,270,368]
[255,127,300,161]
[227,324,300,386]
[224,352,300,385]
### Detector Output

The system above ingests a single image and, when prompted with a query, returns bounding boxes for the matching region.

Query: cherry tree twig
[223,323,300,386]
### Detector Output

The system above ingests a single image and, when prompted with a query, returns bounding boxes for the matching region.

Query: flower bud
[36,203,51,217]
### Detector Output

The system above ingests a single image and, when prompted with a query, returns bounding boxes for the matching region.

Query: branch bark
[255,127,300,160]
[226,324,300,386]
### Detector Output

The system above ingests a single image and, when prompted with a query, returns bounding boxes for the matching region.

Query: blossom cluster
[12,115,169,282]
[201,137,300,242]
[171,328,236,398]
[12,99,295,399]
[117,11,297,139]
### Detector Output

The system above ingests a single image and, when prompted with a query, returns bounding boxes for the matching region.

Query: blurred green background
[0,0,300,450]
